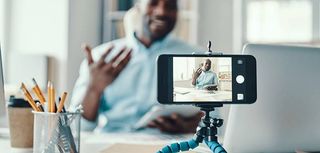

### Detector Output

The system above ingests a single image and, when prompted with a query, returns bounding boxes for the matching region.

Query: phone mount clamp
[157,41,227,153]
[205,41,223,55]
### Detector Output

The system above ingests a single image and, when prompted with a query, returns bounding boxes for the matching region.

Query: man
[192,59,218,90]
[71,0,202,133]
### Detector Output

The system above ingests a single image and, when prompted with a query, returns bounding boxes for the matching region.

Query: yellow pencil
[51,84,56,113]
[20,83,40,111]
[32,78,46,105]
[47,81,52,112]
[57,92,67,113]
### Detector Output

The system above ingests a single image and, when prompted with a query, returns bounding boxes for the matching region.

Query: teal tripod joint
[156,139,199,153]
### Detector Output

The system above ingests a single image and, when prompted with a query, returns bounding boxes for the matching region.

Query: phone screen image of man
[173,57,232,102]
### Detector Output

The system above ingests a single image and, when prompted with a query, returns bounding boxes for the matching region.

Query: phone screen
[157,54,256,104]
[173,57,232,102]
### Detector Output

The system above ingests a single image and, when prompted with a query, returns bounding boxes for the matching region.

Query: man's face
[142,0,178,40]
[203,59,212,71]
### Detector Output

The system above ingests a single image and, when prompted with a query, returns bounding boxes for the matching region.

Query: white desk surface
[174,87,232,101]
[0,128,212,153]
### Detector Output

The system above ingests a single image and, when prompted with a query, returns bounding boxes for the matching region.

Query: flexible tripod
[156,104,227,153]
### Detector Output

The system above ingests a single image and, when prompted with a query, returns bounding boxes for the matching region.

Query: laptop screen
[0,46,6,127]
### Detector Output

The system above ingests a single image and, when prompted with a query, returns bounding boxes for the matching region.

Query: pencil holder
[33,112,81,153]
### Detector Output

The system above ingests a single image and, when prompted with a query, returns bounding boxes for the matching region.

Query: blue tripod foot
[205,140,227,153]
[156,139,199,153]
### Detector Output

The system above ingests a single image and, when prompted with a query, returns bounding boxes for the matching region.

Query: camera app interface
[173,57,232,102]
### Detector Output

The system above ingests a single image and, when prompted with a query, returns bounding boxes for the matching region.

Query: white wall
[197,0,233,53]
[197,0,242,53]
[67,0,102,94]
[6,0,68,90]
[0,0,6,68]
[5,0,101,95]
[0,0,4,44]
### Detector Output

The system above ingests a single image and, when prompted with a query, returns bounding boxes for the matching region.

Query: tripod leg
[205,141,227,153]
[156,139,199,153]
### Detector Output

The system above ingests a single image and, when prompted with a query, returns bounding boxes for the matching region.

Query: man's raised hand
[83,44,132,94]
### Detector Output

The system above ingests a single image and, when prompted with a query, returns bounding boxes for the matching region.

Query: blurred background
[0,0,317,102]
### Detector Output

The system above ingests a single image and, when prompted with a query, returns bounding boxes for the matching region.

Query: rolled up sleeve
[70,60,98,131]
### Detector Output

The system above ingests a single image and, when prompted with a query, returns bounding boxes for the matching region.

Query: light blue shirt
[70,33,199,132]
[196,70,218,89]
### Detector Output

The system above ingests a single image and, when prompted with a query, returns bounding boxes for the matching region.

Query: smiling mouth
[151,19,169,29]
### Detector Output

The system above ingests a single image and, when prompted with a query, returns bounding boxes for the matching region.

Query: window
[173,57,195,81]
[243,0,318,44]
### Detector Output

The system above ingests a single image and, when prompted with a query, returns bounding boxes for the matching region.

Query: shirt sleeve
[70,59,98,131]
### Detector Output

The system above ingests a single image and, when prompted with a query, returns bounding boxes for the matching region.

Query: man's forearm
[191,79,196,85]
[82,87,103,121]
[191,77,197,85]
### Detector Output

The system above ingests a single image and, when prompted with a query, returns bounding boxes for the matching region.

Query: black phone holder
[193,41,226,152]
[193,41,223,56]
[157,41,227,153]
[193,104,226,153]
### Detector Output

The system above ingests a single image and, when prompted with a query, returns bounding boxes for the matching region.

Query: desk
[0,128,211,153]
[174,87,232,101]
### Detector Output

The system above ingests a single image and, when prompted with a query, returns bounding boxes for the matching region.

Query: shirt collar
[126,32,172,54]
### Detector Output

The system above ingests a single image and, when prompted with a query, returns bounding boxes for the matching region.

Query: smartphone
[157,54,257,104]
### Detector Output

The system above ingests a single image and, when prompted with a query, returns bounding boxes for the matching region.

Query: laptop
[0,46,6,128]
[223,44,320,152]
